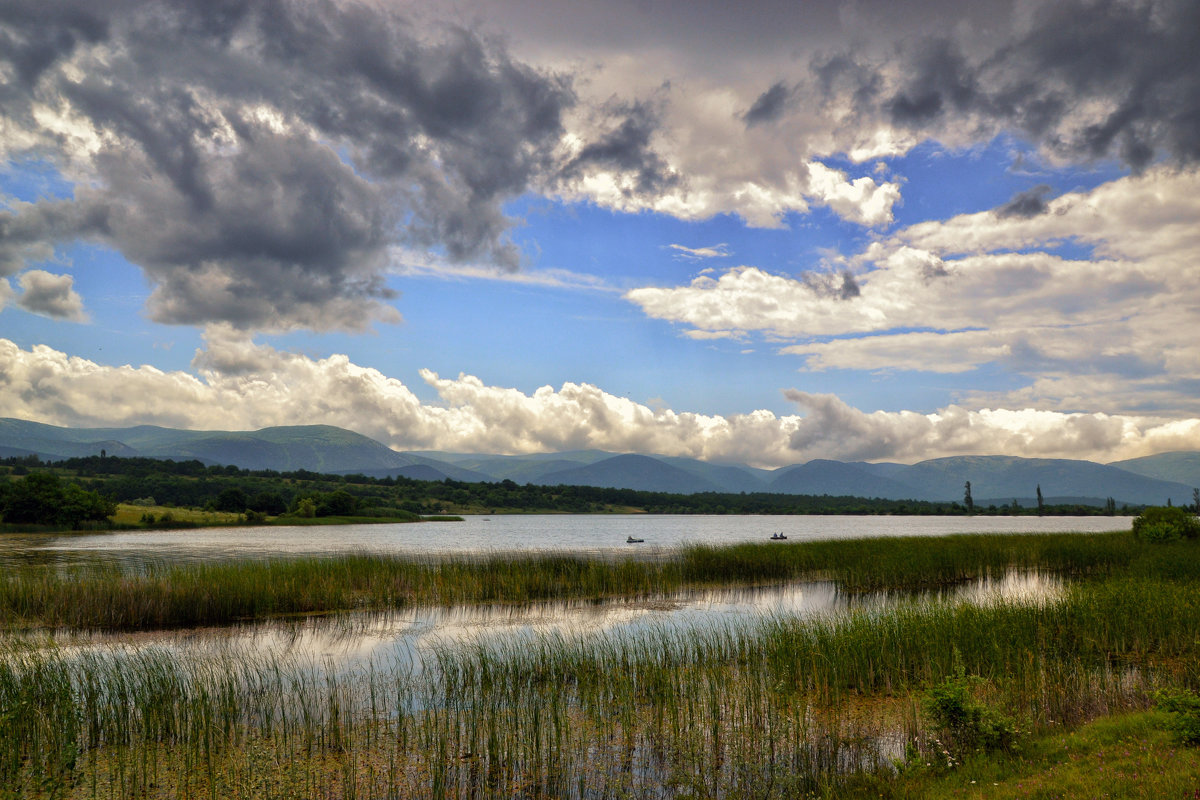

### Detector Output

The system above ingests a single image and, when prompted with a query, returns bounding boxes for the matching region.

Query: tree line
[0,453,1140,528]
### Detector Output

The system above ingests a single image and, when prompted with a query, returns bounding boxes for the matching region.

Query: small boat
[626,536,645,543]
[770,532,787,540]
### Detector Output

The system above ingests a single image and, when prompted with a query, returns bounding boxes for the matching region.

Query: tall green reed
[0,531,1150,632]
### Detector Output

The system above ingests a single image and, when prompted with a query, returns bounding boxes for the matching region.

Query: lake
[0,513,1133,567]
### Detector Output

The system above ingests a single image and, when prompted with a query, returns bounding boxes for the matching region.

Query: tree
[963,481,974,514]
[316,490,358,517]
[0,472,116,528]
[248,491,288,516]
[214,487,249,513]
[1194,488,1199,513]
[1036,485,1044,516]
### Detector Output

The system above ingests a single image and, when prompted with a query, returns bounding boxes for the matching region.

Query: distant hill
[537,454,725,494]
[767,460,919,498]
[362,464,455,482]
[350,456,492,483]
[446,456,598,484]
[1110,452,1200,489]
[0,418,413,473]
[888,456,1193,506]
[2,417,1196,505]
[656,456,770,493]
[0,418,143,460]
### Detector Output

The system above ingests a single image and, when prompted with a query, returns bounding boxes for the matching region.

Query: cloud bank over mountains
[2,333,1198,467]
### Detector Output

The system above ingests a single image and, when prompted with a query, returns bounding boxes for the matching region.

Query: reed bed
[2,569,1198,799]
[0,531,1152,632]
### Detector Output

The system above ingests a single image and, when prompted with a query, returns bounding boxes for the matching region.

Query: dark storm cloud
[15,269,85,321]
[999,0,1200,168]
[742,82,792,127]
[839,271,861,300]
[0,198,111,277]
[0,2,110,93]
[562,100,678,196]
[884,39,980,125]
[800,270,861,300]
[811,53,882,108]
[826,0,1200,170]
[996,184,1053,218]
[0,0,577,330]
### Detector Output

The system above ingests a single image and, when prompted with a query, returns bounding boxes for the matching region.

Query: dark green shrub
[1132,506,1200,543]
[316,489,358,516]
[1155,688,1200,745]
[923,666,1019,765]
[214,487,248,512]
[248,491,288,515]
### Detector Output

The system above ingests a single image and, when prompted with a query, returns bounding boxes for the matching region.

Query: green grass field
[111,503,242,526]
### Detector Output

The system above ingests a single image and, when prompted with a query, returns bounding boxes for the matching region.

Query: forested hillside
[0,454,1138,529]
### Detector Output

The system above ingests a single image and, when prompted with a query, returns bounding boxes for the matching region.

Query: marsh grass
[2,530,1199,797]
[2,571,1199,799]
[0,531,1161,632]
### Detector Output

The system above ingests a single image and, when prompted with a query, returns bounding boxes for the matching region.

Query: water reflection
[41,572,1062,677]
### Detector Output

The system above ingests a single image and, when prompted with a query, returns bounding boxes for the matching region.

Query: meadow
[1,530,1198,798]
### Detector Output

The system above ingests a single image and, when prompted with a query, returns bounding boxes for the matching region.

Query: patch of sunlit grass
[111,504,241,526]
[863,711,1200,799]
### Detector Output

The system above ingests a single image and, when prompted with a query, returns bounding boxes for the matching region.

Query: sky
[1,0,1199,467]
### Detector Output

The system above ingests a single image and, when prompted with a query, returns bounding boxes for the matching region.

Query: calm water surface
[1,513,1132,566]
[43,572,1063,678]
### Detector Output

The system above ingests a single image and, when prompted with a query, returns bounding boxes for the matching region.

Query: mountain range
[3,417,1199,507]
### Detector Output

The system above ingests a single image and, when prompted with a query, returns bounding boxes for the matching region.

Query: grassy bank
[852,710,1200,799]
[0,530,1158,631]
[0,504,438,534]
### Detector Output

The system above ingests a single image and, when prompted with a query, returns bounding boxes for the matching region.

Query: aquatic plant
[0,531,1154,631]
[3,569,1197,798]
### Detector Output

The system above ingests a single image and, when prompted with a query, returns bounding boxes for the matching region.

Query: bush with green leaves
[1132,506,1200,543]
[923,665,1019,765]
[1155,688,1200,745]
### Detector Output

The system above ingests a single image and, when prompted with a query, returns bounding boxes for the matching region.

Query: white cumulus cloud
[2,335,1199,466]
[624,166,1200,415]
